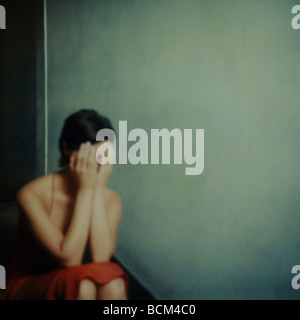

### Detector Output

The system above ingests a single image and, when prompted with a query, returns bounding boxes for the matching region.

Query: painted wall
[46,0,300,299]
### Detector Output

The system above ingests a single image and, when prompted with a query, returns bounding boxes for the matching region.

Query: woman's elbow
[55,246,82,267]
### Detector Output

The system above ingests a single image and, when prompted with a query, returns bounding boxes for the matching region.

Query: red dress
[0,257,128,300]
[0,173,128,300]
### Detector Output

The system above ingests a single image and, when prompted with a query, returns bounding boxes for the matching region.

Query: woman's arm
[88,163,122,262]
[17,142,98,267]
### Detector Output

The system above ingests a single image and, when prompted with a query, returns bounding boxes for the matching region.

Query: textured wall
[46,0,300,299]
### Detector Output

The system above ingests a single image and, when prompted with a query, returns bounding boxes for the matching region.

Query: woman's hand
[69,142,98,191]
[96,163,113,189]
[95,142,114,188]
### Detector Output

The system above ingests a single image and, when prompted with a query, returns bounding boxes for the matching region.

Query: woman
[1,109,128,300]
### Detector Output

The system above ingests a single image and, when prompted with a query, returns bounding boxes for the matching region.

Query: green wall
[46,0,300,299]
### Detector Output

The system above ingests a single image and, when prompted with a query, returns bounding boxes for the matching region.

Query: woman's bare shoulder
[104,187,121,201]
[104,188,122,212]
[16,173,54,205]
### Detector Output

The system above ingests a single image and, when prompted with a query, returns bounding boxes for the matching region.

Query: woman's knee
[77,279,97,300]
[98,277,127,300]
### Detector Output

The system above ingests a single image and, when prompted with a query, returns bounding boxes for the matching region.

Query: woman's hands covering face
[69,141,113,191]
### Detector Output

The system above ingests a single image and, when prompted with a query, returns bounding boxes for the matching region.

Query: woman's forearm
[88,187,115,262]
[59,187,94,266]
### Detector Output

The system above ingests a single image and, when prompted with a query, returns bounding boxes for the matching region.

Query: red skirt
[0,260,129,300]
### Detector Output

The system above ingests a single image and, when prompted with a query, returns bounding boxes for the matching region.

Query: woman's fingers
[87,145,98,171]
[75,142,98,173]
[69,154,75,171]
[76,143,85,171]
[76,142,89,171]
[71,142,99,190]
[82,142,91,171]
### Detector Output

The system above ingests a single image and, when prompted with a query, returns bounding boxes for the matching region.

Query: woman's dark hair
[59,109,114,167]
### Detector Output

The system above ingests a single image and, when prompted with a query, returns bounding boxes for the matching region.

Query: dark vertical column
[0,0,45,201]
